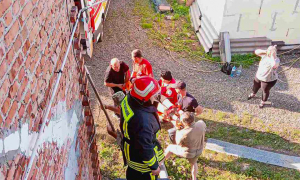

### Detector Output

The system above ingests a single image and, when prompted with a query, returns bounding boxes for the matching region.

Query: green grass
[199,109,300,155]
[166,149,300,180]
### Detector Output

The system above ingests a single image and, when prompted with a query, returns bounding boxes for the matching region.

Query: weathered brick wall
[0,0,100,179]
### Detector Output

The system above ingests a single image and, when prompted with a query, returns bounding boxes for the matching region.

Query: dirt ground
[86,0,300,137]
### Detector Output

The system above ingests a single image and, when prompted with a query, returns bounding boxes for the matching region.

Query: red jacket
[131,59,153,78]
[158,78,178,104]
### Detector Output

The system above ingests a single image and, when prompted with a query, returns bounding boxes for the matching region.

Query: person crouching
[164,112,206,180]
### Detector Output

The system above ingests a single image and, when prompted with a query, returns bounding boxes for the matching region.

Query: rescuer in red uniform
[130,49,153,80]
[158,70,178,105]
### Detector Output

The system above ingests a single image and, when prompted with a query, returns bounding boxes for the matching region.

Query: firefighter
[130,49,154,80]
[120,76,164,180]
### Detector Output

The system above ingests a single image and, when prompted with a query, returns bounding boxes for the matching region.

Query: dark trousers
[252,77,277,101]
[126,167,157,180]
[168,128,176,144]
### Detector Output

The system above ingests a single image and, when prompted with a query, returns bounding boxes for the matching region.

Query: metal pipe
[85,66,116,132]
[23,1,106,179]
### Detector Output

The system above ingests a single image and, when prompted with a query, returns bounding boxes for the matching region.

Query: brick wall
[0,0,100,179]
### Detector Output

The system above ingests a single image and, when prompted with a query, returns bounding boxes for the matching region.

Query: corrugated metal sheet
[212,37,272,57]
[190,2,218,52]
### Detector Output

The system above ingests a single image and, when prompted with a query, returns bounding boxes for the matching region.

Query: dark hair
[132,49,142,58]
[161,70,172,81]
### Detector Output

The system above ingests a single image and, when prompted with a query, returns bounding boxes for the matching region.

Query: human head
[112,91,125,106]
[130,76,160,103]
[110,58,120,72]
[266,45,277,58]
[131,49,143,64]
[160,70,172,84]
[180,112,195,127]
[171,80,186,94]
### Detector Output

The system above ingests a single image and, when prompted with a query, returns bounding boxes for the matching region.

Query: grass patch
[141,23,153,29]
[166,149,300,180]
[199,109,300,155]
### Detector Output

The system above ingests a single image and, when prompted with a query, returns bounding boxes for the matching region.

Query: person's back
[181,120,206,151]
[175,120,206,157]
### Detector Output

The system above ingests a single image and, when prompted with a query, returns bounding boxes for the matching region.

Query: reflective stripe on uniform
[150,173,155,180]
[121,96,134,140]
[124,140,152,173]
[143,155,157,167]
[158,149,165,162]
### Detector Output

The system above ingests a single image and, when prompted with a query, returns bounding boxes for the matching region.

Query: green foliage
[141,23,153,29]
[170,0,189,16]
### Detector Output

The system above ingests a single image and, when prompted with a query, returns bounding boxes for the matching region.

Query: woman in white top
[248,45,280,108]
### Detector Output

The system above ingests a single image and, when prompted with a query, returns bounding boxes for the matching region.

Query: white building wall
[221,0,300,44]
[196,0,227,34]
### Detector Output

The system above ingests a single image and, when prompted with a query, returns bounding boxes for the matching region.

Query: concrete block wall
[221,0,300,44]
[0,0,101,179]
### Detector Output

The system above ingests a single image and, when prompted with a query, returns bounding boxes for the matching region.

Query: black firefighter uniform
[120,94,164,180]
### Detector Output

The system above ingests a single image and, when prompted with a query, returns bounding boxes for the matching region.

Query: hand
[151,166,161,176]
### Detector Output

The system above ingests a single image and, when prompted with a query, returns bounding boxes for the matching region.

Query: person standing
[158,70,178,105]
[247,45,280,108]
[164,112,206,180]
[130,49,153,80]
[104,58,130,98]
[120,76,164,180]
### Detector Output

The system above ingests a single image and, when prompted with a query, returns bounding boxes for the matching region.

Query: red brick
[21,1,33,21]
[24,90,31,103]
[0,78,10,105]
[6,164,16,180]
[0,1,12,17]
[22,40,30,55]
[13,36,22,52]
[4,10,13,26]
[18,66,25,80]
[18,104,25,118]
[20,26,28,41]
[4,21,20,48]
[6,48,15,65]
[12,1,20,15]
[0,21,4,38]
[1,97,11,116]
[32,7,38,17]
[14,166,22,180]
[9,81,20,98]
[0,114,3,124]
[17,77,28,101]
[20,0,26,6]
[6,101,18,127]
[0,60,7,79]
[26,15,33,31]
[9,62,19,82]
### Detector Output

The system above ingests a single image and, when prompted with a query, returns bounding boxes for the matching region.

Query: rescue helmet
[131,76,160,102]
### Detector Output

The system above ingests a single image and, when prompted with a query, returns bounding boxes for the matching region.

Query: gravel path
[86,0,300,131]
